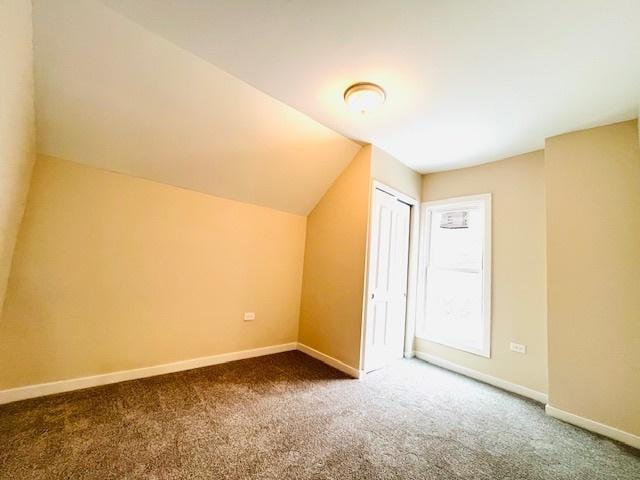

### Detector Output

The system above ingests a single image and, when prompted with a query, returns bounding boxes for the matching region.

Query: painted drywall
[415,151,548,394]
[32,0,359,216]
[0,0,36,313]
[298,146,372,369]
[104,0,640,173]
[370,147,422,200]
[0,156,306,389]
[545,120,640,436]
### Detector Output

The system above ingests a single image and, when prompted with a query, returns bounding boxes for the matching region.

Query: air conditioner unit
[440,210,469,229]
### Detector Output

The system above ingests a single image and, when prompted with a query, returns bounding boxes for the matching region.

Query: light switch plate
[510,342,526,354]
[243,312,256,321]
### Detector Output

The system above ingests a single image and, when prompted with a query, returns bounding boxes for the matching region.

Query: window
[418,194,491,357]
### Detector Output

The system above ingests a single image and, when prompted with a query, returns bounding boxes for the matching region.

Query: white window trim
[416,193,492,358]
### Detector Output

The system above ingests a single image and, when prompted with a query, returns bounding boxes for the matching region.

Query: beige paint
[0,155,306,389]
[298,146,372,369]
[415,151,548,394]
[0,0,36,313]
[545,120,640,436]
[32,0,359,216]
[370,146,422,200]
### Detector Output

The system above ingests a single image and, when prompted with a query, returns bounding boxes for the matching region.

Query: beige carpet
[0,351,638,479]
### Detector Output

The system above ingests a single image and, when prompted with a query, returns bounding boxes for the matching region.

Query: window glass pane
[425,268,484,351]
[429,207,483,270]
[422,199,488,356]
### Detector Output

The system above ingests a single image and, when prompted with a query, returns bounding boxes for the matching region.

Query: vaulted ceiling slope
[33,0,360,215]
[102,0,640,172]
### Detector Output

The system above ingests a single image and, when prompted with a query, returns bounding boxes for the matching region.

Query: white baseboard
[0,342,298,405]
[415,351,548,404]
[296,343,361,379]
[546,404,640,449]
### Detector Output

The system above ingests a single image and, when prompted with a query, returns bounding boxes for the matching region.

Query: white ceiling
[102,0,640,172]
[32,0,360,215]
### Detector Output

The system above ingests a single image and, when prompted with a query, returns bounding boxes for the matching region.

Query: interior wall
[298,146,372,369]
[545,120,640,436]
[415,151,548,395]
[31,0,360,216]
[0,0,36,313]
[370,147,422,200]
[0,155,306,390]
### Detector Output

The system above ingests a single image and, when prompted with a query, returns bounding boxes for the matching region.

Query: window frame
[416,193,492,358]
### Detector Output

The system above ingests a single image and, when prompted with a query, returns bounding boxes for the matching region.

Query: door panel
[364,188,411,372]
[392,200,410,358]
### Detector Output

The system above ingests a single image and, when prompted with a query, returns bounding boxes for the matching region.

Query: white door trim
[372,180,417,206]
[361,181,418,373]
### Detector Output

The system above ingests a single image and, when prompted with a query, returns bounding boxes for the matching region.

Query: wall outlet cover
[243,312,256,321]
[510,342,526,354]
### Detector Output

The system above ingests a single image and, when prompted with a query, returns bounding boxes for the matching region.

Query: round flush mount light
[343,82,386,114]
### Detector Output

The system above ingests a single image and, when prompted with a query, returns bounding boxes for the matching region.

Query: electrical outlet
[243,312,256,321]
[510,342,526,354]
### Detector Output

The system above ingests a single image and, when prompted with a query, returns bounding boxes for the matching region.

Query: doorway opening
[362,182,417,373]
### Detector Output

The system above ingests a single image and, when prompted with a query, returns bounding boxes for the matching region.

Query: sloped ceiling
[102,0,640,172]
[32,0,360,215]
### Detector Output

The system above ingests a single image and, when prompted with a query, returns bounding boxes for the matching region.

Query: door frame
[360,180,419,373]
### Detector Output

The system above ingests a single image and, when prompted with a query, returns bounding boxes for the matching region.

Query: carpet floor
[0,351,638,479]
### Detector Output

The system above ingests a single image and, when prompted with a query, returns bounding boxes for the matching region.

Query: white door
[364,187,411,372]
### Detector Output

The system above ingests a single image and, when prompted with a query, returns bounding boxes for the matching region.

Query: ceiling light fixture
[344,82,386,114]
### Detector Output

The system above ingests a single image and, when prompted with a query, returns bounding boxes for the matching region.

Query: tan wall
[0,0,36,313]
[545,120,640,436]
[0,156,306,389]
[415,151,548,394]
[298,146,372,369]
[370,146,422,200]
